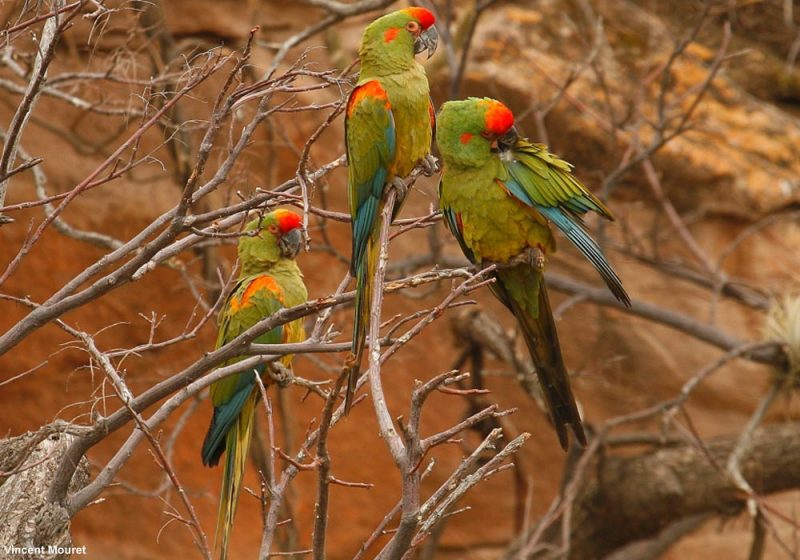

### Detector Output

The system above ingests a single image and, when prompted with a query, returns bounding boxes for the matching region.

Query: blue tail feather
[537,207,630,306]
[201,364,264,467]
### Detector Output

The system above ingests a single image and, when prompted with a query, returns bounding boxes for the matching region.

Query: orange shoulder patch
[347,81,390,117]
[239,276,283,309]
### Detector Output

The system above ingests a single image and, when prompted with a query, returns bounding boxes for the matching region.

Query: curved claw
[268,362,294,388]
[390,177,408,200]
[486,247,546,271]
[421,154,439,177]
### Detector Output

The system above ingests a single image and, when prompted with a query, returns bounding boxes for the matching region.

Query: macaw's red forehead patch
[401,7,435,29]
[482,99,514,136]
[272,209,302,233]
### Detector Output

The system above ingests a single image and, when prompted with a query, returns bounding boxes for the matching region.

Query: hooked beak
[278,228,303,259]
[496,126,519,152]
[414,25,438,59]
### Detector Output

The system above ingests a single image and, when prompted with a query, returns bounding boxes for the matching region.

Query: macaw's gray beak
[414,26,438,59]
[497,126,520,152]
[279,228,303,259]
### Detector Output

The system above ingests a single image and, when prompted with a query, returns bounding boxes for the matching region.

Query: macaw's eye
[406,21,420,34]
[480,131,493,139]
[267,224,279,234]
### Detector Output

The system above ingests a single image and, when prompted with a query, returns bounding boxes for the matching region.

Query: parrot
[200,208,306,559]
[435,98,631,449]
[344,6,438,413]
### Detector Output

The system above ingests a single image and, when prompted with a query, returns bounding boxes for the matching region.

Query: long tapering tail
[205,391,257,560]
[345,236,378,414]
[497,274,586,450]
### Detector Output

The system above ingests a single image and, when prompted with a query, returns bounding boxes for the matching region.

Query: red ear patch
[483,100,514,136]
[384,27,399,43]
[401,7,435,29]
[272,209,302,233]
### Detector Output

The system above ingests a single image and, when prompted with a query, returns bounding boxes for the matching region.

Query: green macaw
[201,208,307,559]
[436,98,631,449]
[344,6,438,413]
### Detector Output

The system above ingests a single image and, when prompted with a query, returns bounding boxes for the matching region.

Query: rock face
[2,1,800,559]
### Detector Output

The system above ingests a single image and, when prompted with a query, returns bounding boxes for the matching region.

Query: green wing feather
[500,139,630,305]
[208,279,284,404]
[344,80,397,413]
[201,274,286,560]
[346,80,397,275]
[505,140,613,218]
[439,183,475,264]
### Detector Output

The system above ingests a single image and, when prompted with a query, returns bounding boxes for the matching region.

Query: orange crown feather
[483,100,514,136]
[273,209,303,233]
[401,7,436,29]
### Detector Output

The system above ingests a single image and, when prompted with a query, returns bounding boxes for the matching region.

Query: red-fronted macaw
[201,209,306,559]
[435,98,631,449]
[344,6,438,412]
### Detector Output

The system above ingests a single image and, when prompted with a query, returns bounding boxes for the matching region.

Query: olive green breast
[440,162,555,264]
[269,260,307,309]
[381,64,432,178]
[268,260,307,363]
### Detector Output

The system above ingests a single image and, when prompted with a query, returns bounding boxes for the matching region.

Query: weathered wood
[565,423,800,559]
[0,424,89,559]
